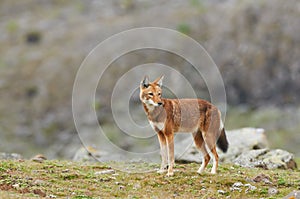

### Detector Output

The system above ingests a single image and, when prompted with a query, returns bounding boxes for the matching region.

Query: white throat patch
[149,121,165,131]
[143,99,159,112]
[146,99,159,106]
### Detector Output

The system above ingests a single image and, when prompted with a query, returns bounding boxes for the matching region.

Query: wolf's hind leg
[203,132,219,174]
[193,130,210,174]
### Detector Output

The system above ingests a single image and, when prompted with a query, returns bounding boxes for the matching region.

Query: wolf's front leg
[157,131,168,173]
[166,133,174,176]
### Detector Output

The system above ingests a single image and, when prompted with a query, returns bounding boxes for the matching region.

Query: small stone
[230,182,243,191]
[33,179,45,185]
[95,169,115,175]
[268,187,279,195]
[217,190,226,195]
[47,194,57,198]
[12,184,19,189]
[253,173,272,184]
[133,183,141,190]
[25,177,33,180]
[244,183,257,191]
[232,182,243,187]
[61,169,69,173]
[119,185,125,190]
[31,154,47,163]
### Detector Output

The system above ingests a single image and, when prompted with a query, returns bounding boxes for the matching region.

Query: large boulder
[175,128,297,170]
[175,128,268,163]
[284,191,300,199]
[233,148,297,169]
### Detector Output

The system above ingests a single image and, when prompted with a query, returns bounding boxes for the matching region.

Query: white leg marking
[157,145,168,173]
[157,136,168,173]
[211,155,217,174]
[197,156,206,174]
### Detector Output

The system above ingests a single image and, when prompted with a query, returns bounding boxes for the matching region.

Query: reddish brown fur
[140,76,228,176]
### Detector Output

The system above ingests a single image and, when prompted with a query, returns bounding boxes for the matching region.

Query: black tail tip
[217,128,229,153]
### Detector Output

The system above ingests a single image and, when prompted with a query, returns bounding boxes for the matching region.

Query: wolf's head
[140,76,164,107]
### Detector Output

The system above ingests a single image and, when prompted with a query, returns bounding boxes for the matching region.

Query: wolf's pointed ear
[141,76,149,88]
[154,75,164,87]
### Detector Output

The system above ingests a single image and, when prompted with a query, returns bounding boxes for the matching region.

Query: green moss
[259,188,268,195]
[6,20,19,33]
[177,23,191,35]
[190,0,206,13]
[277,177,286,186]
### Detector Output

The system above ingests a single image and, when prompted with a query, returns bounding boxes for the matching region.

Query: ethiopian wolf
[140,76,228,176]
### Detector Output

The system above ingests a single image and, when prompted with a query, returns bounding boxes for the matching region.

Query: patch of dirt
[18,188,30,194]
[0,184,13,191]
[33,189,46,197]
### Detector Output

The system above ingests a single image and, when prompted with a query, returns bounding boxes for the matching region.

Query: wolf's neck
[143,103,165,122]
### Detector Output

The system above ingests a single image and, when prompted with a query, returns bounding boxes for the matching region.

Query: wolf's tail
[217,128,228,153]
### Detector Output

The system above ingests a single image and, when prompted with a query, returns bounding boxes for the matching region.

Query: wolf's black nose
[158,102,163,106]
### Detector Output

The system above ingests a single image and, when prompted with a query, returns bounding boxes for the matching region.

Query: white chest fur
[149,121,165,131]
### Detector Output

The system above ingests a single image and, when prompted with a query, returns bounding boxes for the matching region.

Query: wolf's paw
[166,171,174,177]
[210,170,217,174]
[197,168,205,174]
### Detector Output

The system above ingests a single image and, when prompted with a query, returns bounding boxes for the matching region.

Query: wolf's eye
[158,93,161,96]
[148,93,153,96]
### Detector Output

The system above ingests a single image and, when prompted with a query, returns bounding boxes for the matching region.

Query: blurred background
[0,0,299,159]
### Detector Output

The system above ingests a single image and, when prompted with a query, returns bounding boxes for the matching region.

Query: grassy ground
[0,160,299,199]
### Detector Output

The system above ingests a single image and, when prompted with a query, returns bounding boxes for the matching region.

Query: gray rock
[233,148,297,169]
[284,191,300,199]
[217,190,226,195]
[268,187,279,196]
[0,152,22,160]
[31,154,47,163]
[244,183,257,191]
[230,182,243,191]
[33,179,46,186]
[175,128,268,163]
[252,173,272,184]
[174,128,297,170]
[230,182,257,193]
[220,128,268,162]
